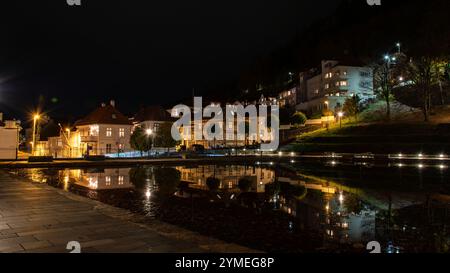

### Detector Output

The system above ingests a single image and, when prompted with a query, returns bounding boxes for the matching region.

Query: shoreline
[0,170,259,253]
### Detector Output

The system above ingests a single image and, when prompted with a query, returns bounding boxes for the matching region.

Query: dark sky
[0,0,341,122]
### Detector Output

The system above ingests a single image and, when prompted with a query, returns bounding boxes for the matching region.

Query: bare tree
[401,56,446,122]
[373,62,394,121]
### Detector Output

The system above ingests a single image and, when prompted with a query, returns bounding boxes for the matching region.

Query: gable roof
[134,105,172,122]
[75,104,132,126]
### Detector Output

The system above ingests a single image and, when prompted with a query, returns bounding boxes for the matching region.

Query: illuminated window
[340,81,348,86]
[118,176,124,185]
[325,84,330,89]
[119,128,125,138]
[106,128,112,137]
[105,176,111,186]
[89,125,99,136]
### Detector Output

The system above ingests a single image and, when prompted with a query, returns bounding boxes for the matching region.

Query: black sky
[0,0,341,121]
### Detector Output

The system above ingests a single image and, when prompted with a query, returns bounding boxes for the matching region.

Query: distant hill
[232,0,450,101]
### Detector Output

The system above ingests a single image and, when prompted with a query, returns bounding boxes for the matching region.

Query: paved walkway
[0,171,254,253]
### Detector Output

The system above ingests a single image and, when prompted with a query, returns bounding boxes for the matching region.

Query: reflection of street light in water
[339,192,344,204]
[145,190,151,198]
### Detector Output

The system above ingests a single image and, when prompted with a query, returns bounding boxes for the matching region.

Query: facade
[278,87,298,108]
[74,101,133,156]
[296,60,374,114]
[41,100,133,158]
[0,113,21,160]
[179,102,275,149]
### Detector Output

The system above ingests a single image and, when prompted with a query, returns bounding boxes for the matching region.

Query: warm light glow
[339,193,344,203]
[145,190,151,198]
[33,114,40,120]
[338,112,343,118]
[146,129,153,135]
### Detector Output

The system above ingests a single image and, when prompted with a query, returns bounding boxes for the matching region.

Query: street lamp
[338,111,344,128]
[396,42,401,53]
[145,128,154,156]
[32,114,40,155]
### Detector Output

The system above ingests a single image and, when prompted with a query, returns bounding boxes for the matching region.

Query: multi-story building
[0,113,21,160]
[74,100,133,156]
[278,87,298,108]
[296,60,374,115]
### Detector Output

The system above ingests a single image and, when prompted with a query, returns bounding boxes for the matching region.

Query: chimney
[110,100,115,107]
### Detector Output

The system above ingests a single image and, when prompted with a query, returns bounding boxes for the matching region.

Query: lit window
[340,81,348,86]
[105,176,111,186]
[89,125,99,136]
[119,128,125,138]
[325,84,330,89]
[118,176,124,185]
[106,128,112,137]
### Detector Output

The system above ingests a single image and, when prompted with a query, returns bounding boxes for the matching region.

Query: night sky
[0,0,341,122]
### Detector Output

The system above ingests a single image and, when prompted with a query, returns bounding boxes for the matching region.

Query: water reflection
[10,163,449,253]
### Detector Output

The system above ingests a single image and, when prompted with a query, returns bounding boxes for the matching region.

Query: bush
[291,111,307,127]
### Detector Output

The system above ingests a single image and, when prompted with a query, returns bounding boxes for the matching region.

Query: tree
[400,56,447,122]
[154,122,177,154]
[129,126,152,156]
[290,111,307,127]
[373,62,395,120]
[343,95,361,121]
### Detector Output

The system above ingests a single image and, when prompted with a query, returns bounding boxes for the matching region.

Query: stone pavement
[0,171,256,253]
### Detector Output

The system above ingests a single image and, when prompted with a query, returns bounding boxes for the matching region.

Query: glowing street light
[145,129,153,136]
[32,114,40,155]
[338,111,344,128]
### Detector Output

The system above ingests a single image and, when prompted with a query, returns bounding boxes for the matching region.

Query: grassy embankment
[286,101,450,154]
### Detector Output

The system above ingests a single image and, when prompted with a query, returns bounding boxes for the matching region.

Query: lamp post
[146,128,153,157]
[32,114,40,156]
[338,112,344,128]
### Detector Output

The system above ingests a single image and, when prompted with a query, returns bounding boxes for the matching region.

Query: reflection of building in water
[271,178,376,244]
[176,165,275,192]
[60,168,132,190]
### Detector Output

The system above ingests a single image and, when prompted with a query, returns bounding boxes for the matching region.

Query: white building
[0,113,21,160]
[74,100,133,156]
[296,60,374,114]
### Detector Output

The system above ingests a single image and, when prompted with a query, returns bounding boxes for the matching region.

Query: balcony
[80,135,98,142]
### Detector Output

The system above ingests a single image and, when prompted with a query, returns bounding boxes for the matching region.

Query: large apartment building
[296,60,374,114]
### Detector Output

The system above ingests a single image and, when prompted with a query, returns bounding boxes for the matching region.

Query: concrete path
[0,171,255,253]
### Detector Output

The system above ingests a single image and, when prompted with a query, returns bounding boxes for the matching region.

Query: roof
[75,104,132,126]
[134,105,172,122]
